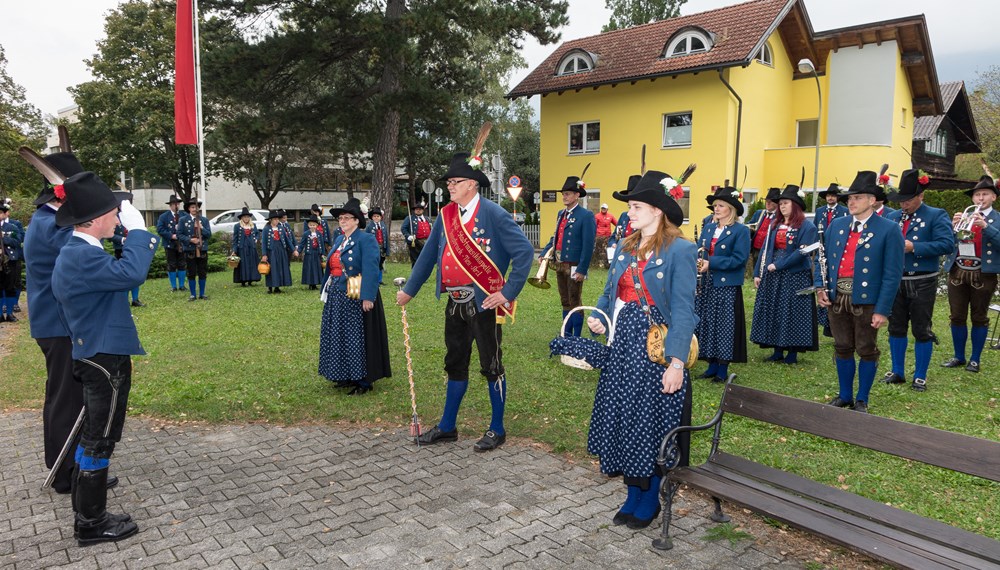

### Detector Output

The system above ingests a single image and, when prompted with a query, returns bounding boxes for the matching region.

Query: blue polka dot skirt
[318,291,367,384]
[750,266,819,352]
[695,276,747,363]
[587,302,688,479]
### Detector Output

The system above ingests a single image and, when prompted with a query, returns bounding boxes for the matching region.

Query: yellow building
[508,0,942,239]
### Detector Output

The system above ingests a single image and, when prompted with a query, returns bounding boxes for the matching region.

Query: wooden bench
[653,377,1000,569]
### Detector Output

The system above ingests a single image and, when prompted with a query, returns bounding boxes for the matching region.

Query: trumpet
[954,204,983,241]
[528,247,555,289]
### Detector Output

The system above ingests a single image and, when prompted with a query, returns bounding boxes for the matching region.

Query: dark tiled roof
[913,81,964,141]
[508,0,793,98]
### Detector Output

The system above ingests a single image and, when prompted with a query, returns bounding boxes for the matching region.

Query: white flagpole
[192,0,207,213]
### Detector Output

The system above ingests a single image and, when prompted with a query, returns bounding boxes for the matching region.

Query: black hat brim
[33,188,56,206]
[55,192,127,227]
[329,207,367,229]
[613,188,684,227]
[706,195,744,217]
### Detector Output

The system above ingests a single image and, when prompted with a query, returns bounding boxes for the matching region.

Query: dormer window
[557,51,594,76]
[664,28,714,58]
[754,42,773,66]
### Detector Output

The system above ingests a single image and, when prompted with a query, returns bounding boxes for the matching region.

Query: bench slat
[697,454,1000,567]
[720,384,1000,481]
[674,467,999,570]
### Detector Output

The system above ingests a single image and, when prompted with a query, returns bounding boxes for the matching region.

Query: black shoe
[966,361,980,373]
[199,295,208,300]
[765,353,784,362]
[941,358,966,368]
[612,511,634,526]
[4,314,17,323]
[626,505,661,529]
[267,288,273,294]
[274,288,282,294]
[911,378,927,392]
[711,376,725,383]
[188,295,197,302]
[473,430,506,452]
[416,425,458,445]
[699,370,716,379]
[827,397,854,408]
[75,468,138,546]
[347,384,372,395]
[881,371,906,384]
[12,305,20,312]
[822,325,832,338]
[130,300,145,307]
[853,400,869,414]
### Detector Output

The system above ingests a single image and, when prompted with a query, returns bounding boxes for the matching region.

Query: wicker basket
[226,255,241,269]
[559,306,613,370]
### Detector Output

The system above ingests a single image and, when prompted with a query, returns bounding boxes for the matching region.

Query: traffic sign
[421,179,435,195]
[507,175,521,188]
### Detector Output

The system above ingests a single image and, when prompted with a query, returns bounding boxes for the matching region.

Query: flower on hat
[796,188,805,199]
[577,180,586,190]
[468,155,482,170]
[660,177,684,200]
[730,189,742,200]
[53,184,66,200]
[917,170,930,186]
[879,174,890,185]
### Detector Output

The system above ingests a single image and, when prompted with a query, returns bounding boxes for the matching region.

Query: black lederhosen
[185,250,208,279]
[73,354,132,460]
[948,267,999,328]
[165,244,187,272]
[887,273,938,342]
[443,295,504,382]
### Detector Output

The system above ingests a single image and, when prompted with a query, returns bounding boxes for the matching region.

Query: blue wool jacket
[262,224,294,256]
[817,214,904,317]
[403,197,534,311]
[51,230,159,359]
[323,231,380,302]
[177,214,212,253]
[594,238,699,363]
[111,224,127,252]
[24,206,73,339]
[365,220,390,257]
[540,204,596,275]
[607,215,632,249]
[943,207,1000,274]
[886,203,955,274]
[698,221,751,287]
[874,205,897,218]
[815,203,849,233]
[1,218,22,261]
[400,214,430,242]
[754,219,819,277]
[156,210,184,250]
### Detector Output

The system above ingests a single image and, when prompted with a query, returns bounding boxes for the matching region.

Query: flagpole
[192,0,207,213]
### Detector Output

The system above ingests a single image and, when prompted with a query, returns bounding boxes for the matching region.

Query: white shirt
[851,214,873,233]
[458,193,481,225]
[72,231,104,249]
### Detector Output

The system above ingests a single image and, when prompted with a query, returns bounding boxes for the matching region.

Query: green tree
[0,44,48,198]
[603,0,687,32]
[967,65,1000,178]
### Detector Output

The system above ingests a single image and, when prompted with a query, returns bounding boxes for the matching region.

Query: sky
[0,0,997,118]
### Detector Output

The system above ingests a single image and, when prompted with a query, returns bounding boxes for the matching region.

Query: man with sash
[398,152,533,452]
[816,171,903,414]
[401,201,431,267]
[539,175,596,337]
[883,170,954,392]
[942,175,1000,373]
[156,195,186,292]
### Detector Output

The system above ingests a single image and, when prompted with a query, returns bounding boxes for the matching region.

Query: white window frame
[568,121,600,155]
[557,53,593,76]
[797,119,819,147]
[925,128,948,157]
[662,112,693,148]
[665,31,713,58]
[754,43,773,67]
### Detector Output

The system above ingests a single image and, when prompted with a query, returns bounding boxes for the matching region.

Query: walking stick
[393,277,422,444]
[42,406,85,489]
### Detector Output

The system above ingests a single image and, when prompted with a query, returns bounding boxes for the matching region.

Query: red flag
[174,0,198,144]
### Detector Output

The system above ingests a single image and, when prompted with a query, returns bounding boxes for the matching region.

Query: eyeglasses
[445,179,471,187]
[338,215,356,221]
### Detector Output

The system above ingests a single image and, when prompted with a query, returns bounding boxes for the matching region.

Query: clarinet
[816,228,830,294]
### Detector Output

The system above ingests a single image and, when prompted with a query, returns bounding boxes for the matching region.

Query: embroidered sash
[441,202,516,323]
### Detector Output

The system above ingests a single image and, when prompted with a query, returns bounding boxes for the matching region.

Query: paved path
[2,411,839,569]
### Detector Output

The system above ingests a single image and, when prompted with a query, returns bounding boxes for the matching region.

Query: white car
[209,209,269,234]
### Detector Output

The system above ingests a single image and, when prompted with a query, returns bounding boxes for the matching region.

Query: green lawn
[3,261,998,539]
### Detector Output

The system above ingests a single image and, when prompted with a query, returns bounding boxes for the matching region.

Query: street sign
[421,179,435,195]
[507,175,521,188]
[533,192,540,203]
[435,188,443,201]
[507,186,523,202]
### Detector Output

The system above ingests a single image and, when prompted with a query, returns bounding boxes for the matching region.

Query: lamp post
[798,58,821,213]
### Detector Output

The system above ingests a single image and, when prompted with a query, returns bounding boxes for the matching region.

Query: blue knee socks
[131,287,140,302]
[633,475,662,520]
[716,361,729,380]
[888,336,908,376]
[951,325,968,361]
[199,278,206,297]
[177,270,187,288]
[188,277,197,296]
[488,377,507,436]
[79,456,109,471]
[702,360,719,378]
[856,360,877,403]
[438,380,468,433]
[619,485,642,515]
[74,444,84,465]
[168,271,177,289]
[913,341,933,380]
[970,326,989,363]
[835,358,856,402]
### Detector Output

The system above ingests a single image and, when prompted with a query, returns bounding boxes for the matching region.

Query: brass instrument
[528,247,555,289]
[955,204,983,241]
[694,225,706,289]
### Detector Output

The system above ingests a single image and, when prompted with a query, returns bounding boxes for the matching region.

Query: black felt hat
[561,176,587,197]
[844,171,879,197]
[305,214,321,225]
[764,187,781,202]
[706,186,744,216]
[368,207,384,219]
[277,209,287,218]
[166,194,183,205]
[33,152,86,206]
[0,202,9,212]
[329,198,367,230]
[439,152,491,188]
[55,172,126,227]
[310,203,322,214]
[965,175,999,197]
[818,183,843,199]
[185,199,202,211]
[777,185,806,210]
[623,174,641,194]
[412,201,426,210]
[613,170,685,227]
[887,169,928,202]
[266,209,281,220]
[238,207,253,218]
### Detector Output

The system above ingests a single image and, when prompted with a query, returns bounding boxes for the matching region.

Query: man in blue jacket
[398,152,533,453]
[814,183,849,233]
[0,203,22,322]
[51,171,157,545]
[816,171,904,414]
[155,195,186,292]
[884,170,955,392]
[177,199,212,301]
[539,175,597,336]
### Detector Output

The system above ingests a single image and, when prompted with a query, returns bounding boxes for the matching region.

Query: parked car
[209,209,269,234]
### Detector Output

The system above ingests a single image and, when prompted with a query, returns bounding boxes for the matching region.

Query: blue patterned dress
[231,225,261,284]
[262,224,294,288]
[750,222,819,352]
[298,230,325,286]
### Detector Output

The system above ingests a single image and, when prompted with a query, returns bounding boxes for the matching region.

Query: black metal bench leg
[709,496,730,523]
[652,477,680,550]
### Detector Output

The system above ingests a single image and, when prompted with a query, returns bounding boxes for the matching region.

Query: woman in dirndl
[749,185,820,363]
[318,198,391,395]
[552,170,696,531]
[231,207,261,286]
[695,186,750,382]
[297,215,325,290]
[262,209,294,293]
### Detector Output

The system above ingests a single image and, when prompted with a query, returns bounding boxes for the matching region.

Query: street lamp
[798,58,821,213]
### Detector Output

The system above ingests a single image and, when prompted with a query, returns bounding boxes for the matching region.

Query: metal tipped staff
[393,277,421,443]
[42,407,85,489]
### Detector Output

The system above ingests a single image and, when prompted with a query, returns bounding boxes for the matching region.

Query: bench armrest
[656,373,736,472]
